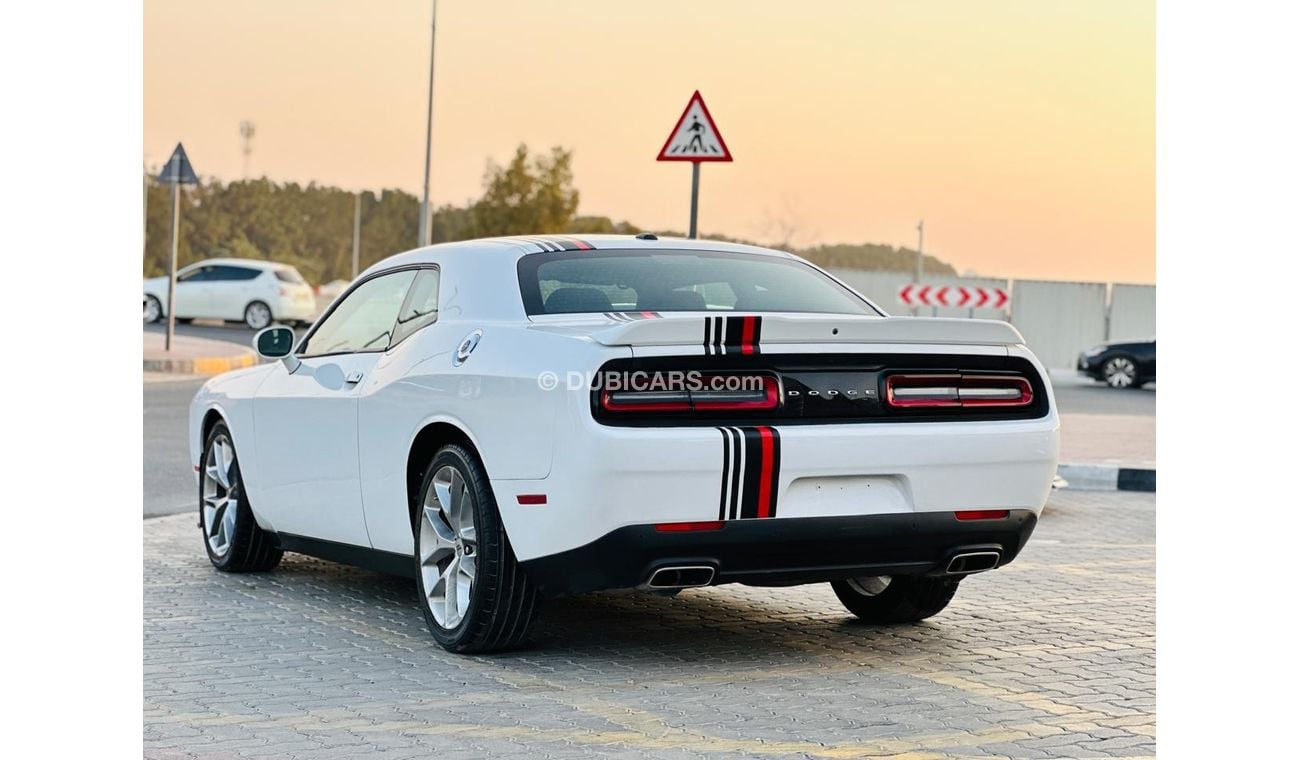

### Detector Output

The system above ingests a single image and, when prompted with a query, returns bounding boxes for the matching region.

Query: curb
[143,351,258,377]
[1056,463,1156,493]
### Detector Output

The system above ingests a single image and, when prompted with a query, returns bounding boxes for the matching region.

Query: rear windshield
[518,249,879,316]
[274,267,306,284]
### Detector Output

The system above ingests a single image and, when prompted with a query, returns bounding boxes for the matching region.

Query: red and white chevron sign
[898,283,1009,310]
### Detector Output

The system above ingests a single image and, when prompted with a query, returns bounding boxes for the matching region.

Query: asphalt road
[146,488,1155,758]
[144,319,308,350]
[143,324,1154,518]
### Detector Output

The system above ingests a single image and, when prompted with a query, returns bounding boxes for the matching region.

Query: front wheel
[831,575,959,624]
[200,422,282,572]
[413,444,539,653]
[244,301,272,330]
[1102,355,1138,388]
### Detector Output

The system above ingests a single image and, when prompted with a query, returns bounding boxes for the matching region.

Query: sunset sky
[145,0,1153,283]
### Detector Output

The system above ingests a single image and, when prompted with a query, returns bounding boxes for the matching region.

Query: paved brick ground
[145,490,1155,759]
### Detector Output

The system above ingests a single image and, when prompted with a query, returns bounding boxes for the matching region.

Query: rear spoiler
[586,314,1025,348]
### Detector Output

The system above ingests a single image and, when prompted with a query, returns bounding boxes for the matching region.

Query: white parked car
[144,258,316,329]
[189,235,1059,653]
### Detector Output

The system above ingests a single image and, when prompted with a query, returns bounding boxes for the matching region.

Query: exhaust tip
[945,551,1001,575]
[641,565,716,590]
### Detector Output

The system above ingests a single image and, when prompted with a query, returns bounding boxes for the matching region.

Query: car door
[173,264,216,317]
[207,265,264,320]
[252,268,419,545]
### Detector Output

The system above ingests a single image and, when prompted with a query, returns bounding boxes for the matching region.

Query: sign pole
[688,162,701,239]
[156,143,198,352]
[657,91,732,240]
[165,165,180,352]
[912,220,924,316]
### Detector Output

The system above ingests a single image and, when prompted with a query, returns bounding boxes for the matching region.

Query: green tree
[470,145,580,236]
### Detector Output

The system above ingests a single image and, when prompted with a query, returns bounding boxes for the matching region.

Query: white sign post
[657,91,732,238]
[156,143,199,352]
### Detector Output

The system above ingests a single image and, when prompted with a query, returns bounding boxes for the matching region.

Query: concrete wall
[827,268,1156,369]
[1109,284,1157,342]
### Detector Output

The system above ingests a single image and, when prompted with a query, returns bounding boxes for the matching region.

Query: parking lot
[145,488,1154,759]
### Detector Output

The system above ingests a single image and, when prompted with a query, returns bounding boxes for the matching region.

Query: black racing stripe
[552,235,596,251]
[703,317,713,355]
[541,236,583,251]
[519,237,555,252]
[727,427,743,520]
[717,427,732,521]
[714,316,725,354]
[723,316,746,353]
[738,428,763,519]
[750,316,763,355]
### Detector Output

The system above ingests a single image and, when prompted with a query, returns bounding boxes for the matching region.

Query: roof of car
[363,234,796,277]
[185,258,292,270]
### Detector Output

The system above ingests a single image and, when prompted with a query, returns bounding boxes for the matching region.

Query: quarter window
[392,269,440,345]
[299,270,417,357]
[208,265,262,281]
[177,265,214,283]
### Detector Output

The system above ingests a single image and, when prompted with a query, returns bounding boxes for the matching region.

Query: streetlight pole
[912,220,924,316]
[352,192,363,280]
[416,0,438,247]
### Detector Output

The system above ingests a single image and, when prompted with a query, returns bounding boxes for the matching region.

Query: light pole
[352,192,363,280]
[416,0,438,247]
[913,220,924,316]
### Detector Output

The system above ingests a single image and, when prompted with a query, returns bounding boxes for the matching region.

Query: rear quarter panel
[358,319,630,555]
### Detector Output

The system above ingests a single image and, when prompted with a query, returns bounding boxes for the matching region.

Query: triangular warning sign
[157,143,199,185]
[657,91,733,162]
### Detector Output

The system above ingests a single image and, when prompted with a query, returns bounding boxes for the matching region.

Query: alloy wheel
[201,434,239,558]
[144,297,160,323]
[419,465,479,629]
[1104,357,1137,388]
[245,302,271,330]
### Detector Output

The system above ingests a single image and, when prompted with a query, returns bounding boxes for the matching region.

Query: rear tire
[413,444,539,653]
[144,295,162,323]
[1102,355,1138,388]
[200,422,282,572]
[244,301,272,330]
[831,575,959,624]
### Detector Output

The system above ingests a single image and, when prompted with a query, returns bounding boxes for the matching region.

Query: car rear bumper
[495,415,1058,563]
[275,297,317,321]
[519,510,1038,596]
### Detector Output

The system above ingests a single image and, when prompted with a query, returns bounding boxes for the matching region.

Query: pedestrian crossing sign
[657,91,733,162]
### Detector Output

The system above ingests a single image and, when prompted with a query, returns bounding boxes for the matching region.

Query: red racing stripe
[740,316,756,355]
[756,426,774,518]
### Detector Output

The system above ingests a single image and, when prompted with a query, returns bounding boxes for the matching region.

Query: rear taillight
[885,374,1033,409]
[600,375,780,414]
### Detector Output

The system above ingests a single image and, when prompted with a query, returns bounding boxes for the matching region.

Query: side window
[177,265,213,283]
[392,269,440,345]
[299,270,417,357]
[207,265,261,282]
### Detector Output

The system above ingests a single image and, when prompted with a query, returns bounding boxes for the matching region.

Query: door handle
[345,371,364,385]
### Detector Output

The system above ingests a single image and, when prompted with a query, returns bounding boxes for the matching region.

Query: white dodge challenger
[190,234,1059,653]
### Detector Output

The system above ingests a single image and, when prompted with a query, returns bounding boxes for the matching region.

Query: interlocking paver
[145,490,1155,758]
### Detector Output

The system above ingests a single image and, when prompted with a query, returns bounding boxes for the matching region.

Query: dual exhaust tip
[641,553,999,589]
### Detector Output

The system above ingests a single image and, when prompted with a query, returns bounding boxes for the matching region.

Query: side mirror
[253,326,300,372]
